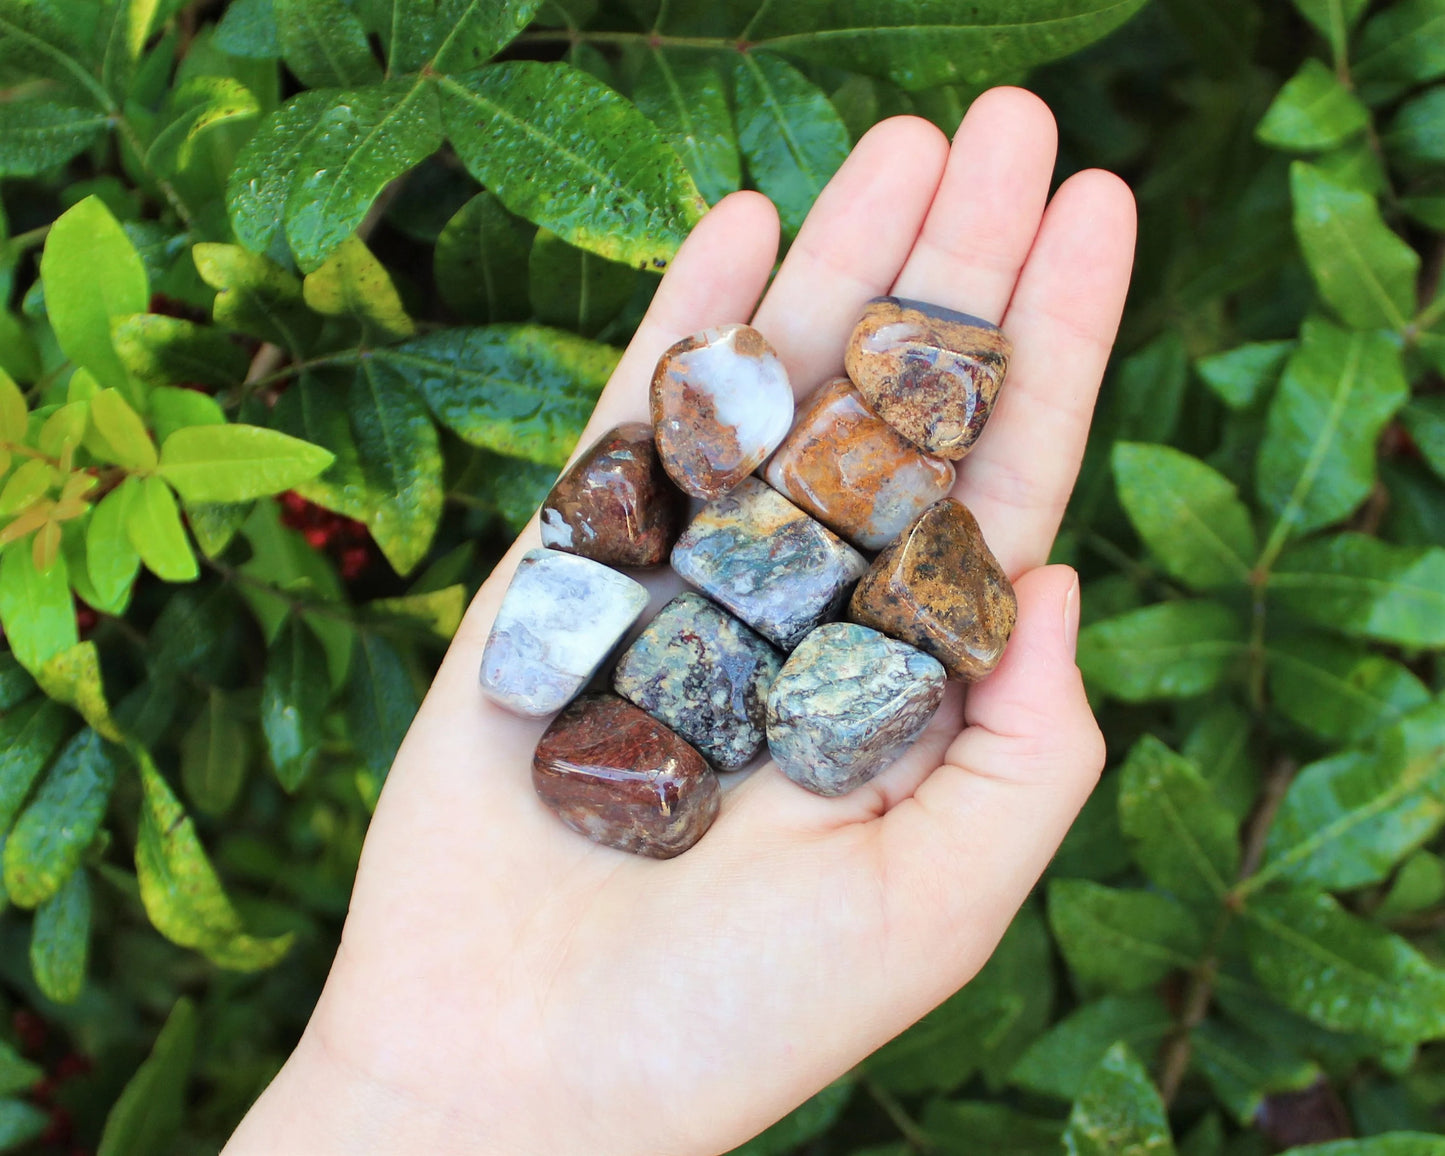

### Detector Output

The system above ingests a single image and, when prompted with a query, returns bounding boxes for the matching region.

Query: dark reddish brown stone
[848,499,1017,682]
[844,296,1011,460]
[539,423,687,566]
[532,694,720,858]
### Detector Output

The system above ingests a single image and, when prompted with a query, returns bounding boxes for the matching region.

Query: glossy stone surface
[478,549,649,717]
[539,422,686,566]
[844,296,1011,460]
[671,477,868,651]
[849,499,1017,682]
[766,623,946,797]
[763,376,956,551]
[651,323,795,499]
[533,694,719,858]
[614,593,783,771]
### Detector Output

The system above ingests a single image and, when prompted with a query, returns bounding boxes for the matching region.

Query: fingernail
[1063,573,1081,658]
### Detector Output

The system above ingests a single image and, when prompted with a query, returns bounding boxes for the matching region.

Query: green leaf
[0,370,25,443]
[303,236,415,341]
[0,1043,40,1098]
[1182,702,1261,823]
[145,76,260,177]
[430,0,543,72]
[96,997,197,1156]
[345,632,419,779]
[85,477,142,613]
[1077,601,1248,703]
[1269,533,1445,647]
[2,728,118,908]
[192,242,319,352]
[260,617,329,792]
[1190,1017,1320,1125]
[1384,87,1445,172]
[1354,0,1445,102]
[100,0,164,98]
[746,0,1150,92]
[1401,398,1445,483]
[922,1101,1062,1155]
[126,475,197,582]
[180,688,251,816]
[632,50,739,206]
[1256,320,1408,543]
[1010,994,1173,1102]
[0,543,77,673]
[89,387,157,470]
[1282,1140,1445,1156]
[1290,0,1370,63]
[1050,774,1131,882]
[1243,889,1445,1045]
[0,1099,48,1150]
[1112,443,1256,590]
[433,192,534,323]
[527,229,638,339]
[0,458,55,517]
[1048,879,1204,993]
[0,652,34,711]
[273,0,381,88]
[0,1,108,104]
[366,585,466,640]
[726,1081,853,1156]
[39,196,147,396]
[0,101,109,177]
[225,89,338,258]
[438,60,706,271]
[30,864,89,1003]
[1195,341,1294,411]
[1250,701,1445,892]
[157,423,335,502]
[1119,734,1240,905]
[0,697,69,835]
[1062,1042,1176,1156]
[112,315,249,393]
[734,52,850,237]
[272,372,377,525]
[35,641,122,742]
[148,385,226,444]
[1257,59,1369,151]
[215,0,279,58]
[362,0,437,72]
[1377,850,1445,919]
[373,324,617,467]
[1267,635,1431,744]
[37,399,88,458]
[1290,163,1419,331]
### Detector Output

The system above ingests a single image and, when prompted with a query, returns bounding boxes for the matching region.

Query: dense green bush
[0,0,1441,1151]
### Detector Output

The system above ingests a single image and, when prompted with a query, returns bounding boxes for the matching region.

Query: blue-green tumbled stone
[613,593,783,771]
[766,622,946,797]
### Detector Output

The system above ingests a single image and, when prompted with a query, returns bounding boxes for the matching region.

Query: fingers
[955,169,1137,576]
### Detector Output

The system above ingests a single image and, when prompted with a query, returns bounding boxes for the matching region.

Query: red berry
[303,527,331,550]
[12,1010,46,1054]
[281,491,309,515]
[29,1076,54,1105]
[75,606,98,636]
[39,1105,71,1145]
[53,1053,91,1082]
[340,546,371,581]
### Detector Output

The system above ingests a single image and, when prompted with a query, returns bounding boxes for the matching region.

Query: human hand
[223,86,1136,1156]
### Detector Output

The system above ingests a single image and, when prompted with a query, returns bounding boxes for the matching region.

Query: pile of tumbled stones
[478,297,1018,859]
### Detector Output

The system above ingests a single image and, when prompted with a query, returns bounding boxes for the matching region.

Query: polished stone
[613,592,783,771]
[539,422,686,567]
[478,549,649,717]
[763,376,956,551]
[671,477,868,651]
[849,499,1016,682]
[766,623,946,797]
[533,694,719,858]
[651,323,795,499]
[844,296,1011,460]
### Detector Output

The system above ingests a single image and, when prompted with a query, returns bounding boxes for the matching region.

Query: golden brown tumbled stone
[844,296,1011,461]
[848,499,1016,681]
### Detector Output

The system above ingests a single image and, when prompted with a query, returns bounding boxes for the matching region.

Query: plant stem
[864,1078,933,1153]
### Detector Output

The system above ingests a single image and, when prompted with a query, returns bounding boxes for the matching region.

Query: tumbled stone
[613,593,783,771]
[539,422,687,567]
[533,694,719,858]
[478,549,649,717]
[766,623,946,797]
[844,296,1011,460]
[651,323,795,499]
[849,499,1017,682]
[763,376,956,551]
[671,477,868,651]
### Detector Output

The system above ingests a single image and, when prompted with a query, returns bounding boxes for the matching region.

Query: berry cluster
[277,492,376,581]
[13,1009,91,1156]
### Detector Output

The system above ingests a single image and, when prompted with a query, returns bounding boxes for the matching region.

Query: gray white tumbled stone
[670,477,868,651]
[766,622,946,797]
[479,549,649,718]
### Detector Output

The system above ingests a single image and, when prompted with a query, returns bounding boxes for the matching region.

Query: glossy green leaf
[0,0,107,103]
[0,543,77,672]
[96,997,197,1156]
[1257,60,1368,151]
[527,229,638,339]
[433,192,534,323]
[1291,163,1419,331]
[100,0,164,97]
[1267,635,1431,744]
[0,1043,40,1098]
[632,50,739,205]
[0,697,69,835]
[0,652,34,712]
[226,88,338,257]
[1190,1017,1320,1125]
[0,370,25,442]
[2,728,118,908]
[271,372,378,525]
[1401,397,1445,483]
[126,475,197,582]
[30,864,89,1003]
[180,688,251,816]
[303,236,415,341]
[1194,341,1293,410]
[923,1100,1063,1155]
[1282,1140,1445,1156]
[158,423,335,503]
[373,324,617,467]
[1048,879,1203,993]
[145,76,260,177]
[1119,734,1240,904]
[273,0,380,88]
[0,458,55,517]
[193,242,319,351]
[1256,320,1408,543]
[1062,1043,1176,1156]
[1243,890,1445,1045]
[111,314,249,391]
[89,387,157,470]
[438,60,707,271]
[36,640,122,742]
[0,1099,48,1150]
[345,632,419,779]
[261,616,329,792]
[1182,702,1261,823]
[39,195,147,396]
[148,386,226,444]
[366,585,466,640]
[734,52,850,236]
[1077,600,1248,702]
[1378,850,1445,919]
[1384,87,1445,172]
[0,101,109,176]
[1354,0,1445,102]
[38,399,89,459]
[1011,994,1173,1102]
[214,0,279,57]
[85,477,142,613]
[361,0,437,73]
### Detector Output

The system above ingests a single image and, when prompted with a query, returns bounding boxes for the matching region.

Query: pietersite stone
[766,623,946,797]
[478,549,649,717]
[539,422,686,566]
[533,694,719,859]
[613,593,783,771]
[671,477,868,651]
[763,376,956,551]
[849,499,1017,682]
[844,296,1011,460]
[651,323,795,499]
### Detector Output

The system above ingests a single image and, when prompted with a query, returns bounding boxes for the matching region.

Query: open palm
[225,87,1136,1156]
